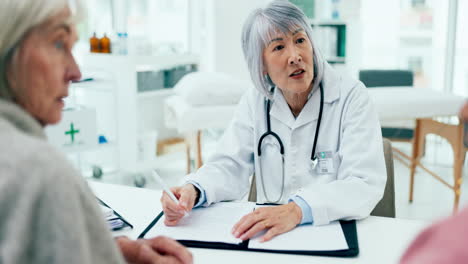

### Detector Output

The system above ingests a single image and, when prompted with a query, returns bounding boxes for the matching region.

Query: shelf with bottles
[59,68,121,177]
[79,53,200,174]
[89,32,112,54]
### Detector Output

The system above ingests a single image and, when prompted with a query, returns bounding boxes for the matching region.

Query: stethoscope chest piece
[311,158,318,169]
[257,83,324,203]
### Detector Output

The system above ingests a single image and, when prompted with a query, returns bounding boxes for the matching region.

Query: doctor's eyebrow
[267,28,305,45]
[268,37,283,45]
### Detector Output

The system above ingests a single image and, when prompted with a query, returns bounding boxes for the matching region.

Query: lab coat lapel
[269,88,296,129]
[294,89,321,129]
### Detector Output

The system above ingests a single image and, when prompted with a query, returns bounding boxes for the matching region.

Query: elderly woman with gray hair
[162,0,386,242]
[0,0,192,263]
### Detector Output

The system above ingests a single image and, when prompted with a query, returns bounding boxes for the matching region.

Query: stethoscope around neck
[256,83,324,203]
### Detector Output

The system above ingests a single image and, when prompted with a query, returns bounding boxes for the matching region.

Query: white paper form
[146,202,256,244]
[248,220,349,251]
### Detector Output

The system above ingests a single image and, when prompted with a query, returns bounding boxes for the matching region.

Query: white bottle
[121,33,128,55]
[115,32,128,55]
[331,0,340,20]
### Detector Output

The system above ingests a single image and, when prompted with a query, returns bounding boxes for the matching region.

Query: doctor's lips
[289,69,305,79]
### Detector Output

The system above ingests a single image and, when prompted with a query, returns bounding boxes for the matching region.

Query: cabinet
[310,20,347,64]
[289,0,348,64]
[77,53,199,178]
[45,71,121,178]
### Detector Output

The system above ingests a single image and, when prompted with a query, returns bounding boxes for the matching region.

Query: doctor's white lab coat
[187,64,386,226]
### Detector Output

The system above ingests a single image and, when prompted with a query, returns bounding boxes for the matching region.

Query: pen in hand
[152,170,189,217]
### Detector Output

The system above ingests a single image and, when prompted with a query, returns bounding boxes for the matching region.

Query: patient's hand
[161,184,198,226]
[231,202,302,242]
[116,236,193,264]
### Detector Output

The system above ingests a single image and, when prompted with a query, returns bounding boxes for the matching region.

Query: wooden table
[369,87,466,212]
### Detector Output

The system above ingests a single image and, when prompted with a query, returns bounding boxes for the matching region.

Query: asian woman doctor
[161,0,386,243]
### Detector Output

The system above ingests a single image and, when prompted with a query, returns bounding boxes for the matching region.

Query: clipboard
[97,198,134,231]
[138,204,359,257]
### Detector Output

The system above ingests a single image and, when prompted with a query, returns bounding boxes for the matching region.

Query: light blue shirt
[289,195,313,225]
[188,181,313,225]
[188,181,207,208]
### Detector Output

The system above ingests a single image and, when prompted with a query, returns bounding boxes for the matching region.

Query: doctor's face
[263,28,314,95]
[7,8,81,126]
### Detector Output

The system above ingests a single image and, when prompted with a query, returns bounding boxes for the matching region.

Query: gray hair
[0,0,85,101]
[241,0,325,99]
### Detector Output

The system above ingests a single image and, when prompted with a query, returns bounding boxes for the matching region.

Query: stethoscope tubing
[257,83,324,203]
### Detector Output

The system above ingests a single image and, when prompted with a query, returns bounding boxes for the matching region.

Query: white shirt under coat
[187,64,386,226]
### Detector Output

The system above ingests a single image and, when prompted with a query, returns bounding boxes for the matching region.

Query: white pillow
[173,72,253,106]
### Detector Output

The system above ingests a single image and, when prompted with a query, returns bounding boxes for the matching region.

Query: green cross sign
[65,123,80,143]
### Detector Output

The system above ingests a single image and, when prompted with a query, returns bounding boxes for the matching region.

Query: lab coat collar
[269,63,341,130]
[316,63,341,104]
[269,88,296,128]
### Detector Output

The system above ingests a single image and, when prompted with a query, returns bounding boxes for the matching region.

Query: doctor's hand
[160,184,199,226]
[231,202,302,243]
[116,236,193,264]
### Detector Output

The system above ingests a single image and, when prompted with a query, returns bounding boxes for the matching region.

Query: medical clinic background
[1,0,468,264]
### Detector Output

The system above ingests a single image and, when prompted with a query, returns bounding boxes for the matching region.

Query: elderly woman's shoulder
[0,118,81,188]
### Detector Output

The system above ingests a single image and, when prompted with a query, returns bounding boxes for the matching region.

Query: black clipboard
[138,209,359,257]
[97,198,134,231]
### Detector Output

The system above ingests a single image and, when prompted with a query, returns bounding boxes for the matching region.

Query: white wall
[331,0,361,77]
[360,0,400,69]
[190,0,369,80]
[453,0,468,97]
[431,0,449,91]
[192,0,271,81]
[359,0,454,91]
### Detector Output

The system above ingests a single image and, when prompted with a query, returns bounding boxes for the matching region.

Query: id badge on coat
[316,151,335,174]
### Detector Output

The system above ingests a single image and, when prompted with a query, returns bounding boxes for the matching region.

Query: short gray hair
[241,0,325,99]
[0,0,85,101]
